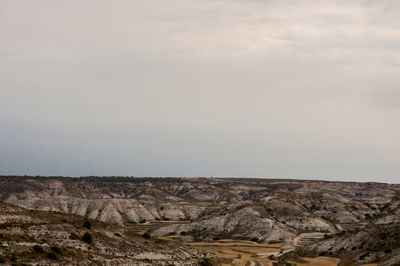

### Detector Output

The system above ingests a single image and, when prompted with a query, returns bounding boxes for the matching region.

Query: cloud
[0,0,399,182]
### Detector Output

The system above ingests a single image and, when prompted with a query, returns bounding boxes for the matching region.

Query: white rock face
[153,206,297,243]
[7,195,206,225]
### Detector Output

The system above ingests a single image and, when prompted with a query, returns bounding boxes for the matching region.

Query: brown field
[187,239,340,266]
[295,257,340,266]
[188,239,279,265]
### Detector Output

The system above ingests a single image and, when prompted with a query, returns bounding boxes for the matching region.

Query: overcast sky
[1,0,399,182]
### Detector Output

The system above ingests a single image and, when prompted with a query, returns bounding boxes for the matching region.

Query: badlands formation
[1,176,399,265]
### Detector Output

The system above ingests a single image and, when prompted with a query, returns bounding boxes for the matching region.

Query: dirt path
[292,232,327,247]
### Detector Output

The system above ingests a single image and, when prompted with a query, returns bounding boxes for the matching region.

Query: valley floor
[186,239,341,266]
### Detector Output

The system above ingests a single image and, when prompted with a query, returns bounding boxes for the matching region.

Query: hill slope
[0,201,210,265]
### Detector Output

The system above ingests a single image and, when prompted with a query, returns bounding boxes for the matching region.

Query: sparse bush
[379,232,387,240]
[82,232,92,244]
[47,252,57,260]
[83,220,91,229]
[69,233,79,240]
[33,245,44,253]
[0,256,6,263]
[180,231,186,236]
[114,233,121,237]
[142,232,151,239]
[155,238,167,243]
[51,246,62,254]
[198,258,212,266]
[251,237,258,242]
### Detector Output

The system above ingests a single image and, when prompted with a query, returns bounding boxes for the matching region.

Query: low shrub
[69,233,79,240]
[83,220,91,229]
[47,252,57,260]
[198,258,212,266]
[33,245,44,253]
[51,246,62,254]
[82,232,92,244]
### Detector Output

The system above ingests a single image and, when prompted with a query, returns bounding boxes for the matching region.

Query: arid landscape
[0,176,399,265]
[3,0,400,265]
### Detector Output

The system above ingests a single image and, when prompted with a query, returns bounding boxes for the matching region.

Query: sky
[1,0,399,183]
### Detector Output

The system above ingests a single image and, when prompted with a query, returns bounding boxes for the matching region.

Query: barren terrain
[1,176,399,265]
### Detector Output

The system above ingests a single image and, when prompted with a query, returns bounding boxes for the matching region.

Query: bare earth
[188,239,340,266]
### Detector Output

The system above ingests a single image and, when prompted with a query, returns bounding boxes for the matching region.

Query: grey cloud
[0,0,399,182]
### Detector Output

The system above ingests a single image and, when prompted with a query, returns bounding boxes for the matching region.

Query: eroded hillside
[0,201,210,265]
[1,176,400,265]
